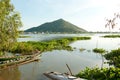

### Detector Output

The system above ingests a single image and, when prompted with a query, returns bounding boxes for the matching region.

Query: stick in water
[66,64,73,76]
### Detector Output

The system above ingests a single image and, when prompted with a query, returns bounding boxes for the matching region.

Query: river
[0,33,120,80]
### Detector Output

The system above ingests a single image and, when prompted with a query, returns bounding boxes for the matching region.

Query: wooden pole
[66,64,73,76]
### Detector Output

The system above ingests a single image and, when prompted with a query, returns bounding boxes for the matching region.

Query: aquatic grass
[93,48,106,54]
[93,48,106,68]
[10,36,91,55]
[102,35,120,38]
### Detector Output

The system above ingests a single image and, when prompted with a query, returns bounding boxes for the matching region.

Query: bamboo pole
[66,64,73,76]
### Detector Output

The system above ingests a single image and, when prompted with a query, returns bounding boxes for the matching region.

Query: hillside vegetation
[25,19,87,33]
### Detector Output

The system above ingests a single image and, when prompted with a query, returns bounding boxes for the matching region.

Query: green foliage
[76,67,120,80]
[25,19,87,33]
[10,37,91,55]
[93,48,106,54]
[77,48,120,80]
[103,35,120,38]
[0,0,22,52]
[10,42,34,55]
[0,51,4,56]
[0,57,17,61]
[104,48,120,68]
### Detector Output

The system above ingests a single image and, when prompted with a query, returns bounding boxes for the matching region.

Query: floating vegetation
[79,48,86,52]
[102,35,120,38]
[10,36,91,55]
[93,48,106,68]
[93,48,106,54]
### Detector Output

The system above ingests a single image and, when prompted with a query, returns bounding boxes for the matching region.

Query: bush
[10,42,34,55]
[76,67,120,80]
[104,48,120,68]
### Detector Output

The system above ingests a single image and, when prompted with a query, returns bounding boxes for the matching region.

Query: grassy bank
[10,36,91,55]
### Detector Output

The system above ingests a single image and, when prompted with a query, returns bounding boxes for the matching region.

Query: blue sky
[11,0,120,31]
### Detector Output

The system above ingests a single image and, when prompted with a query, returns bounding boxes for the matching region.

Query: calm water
[0,33,120,80]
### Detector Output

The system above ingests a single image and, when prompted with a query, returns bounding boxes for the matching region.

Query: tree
[105,13,120,31]
[0,0,22,52]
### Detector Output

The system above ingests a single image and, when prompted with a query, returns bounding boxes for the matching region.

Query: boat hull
[43,72,86,80]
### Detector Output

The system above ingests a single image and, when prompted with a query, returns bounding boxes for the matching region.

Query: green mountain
[25,19,87,33]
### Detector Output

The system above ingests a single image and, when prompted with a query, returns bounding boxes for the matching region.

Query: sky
[11,0,120,32]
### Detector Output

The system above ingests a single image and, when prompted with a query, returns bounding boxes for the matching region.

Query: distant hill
[25,19,87,33]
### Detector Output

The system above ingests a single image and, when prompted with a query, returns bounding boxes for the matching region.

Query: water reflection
[0,67,21,80]
[0,34,120,80]
[18,33,92,42]
[18,50,102,80]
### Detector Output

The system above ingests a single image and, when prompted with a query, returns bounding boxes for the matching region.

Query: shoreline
[0,52,41,70]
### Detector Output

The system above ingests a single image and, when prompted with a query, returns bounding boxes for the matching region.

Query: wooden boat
[43,72,86,80]
[0,52,41,70]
